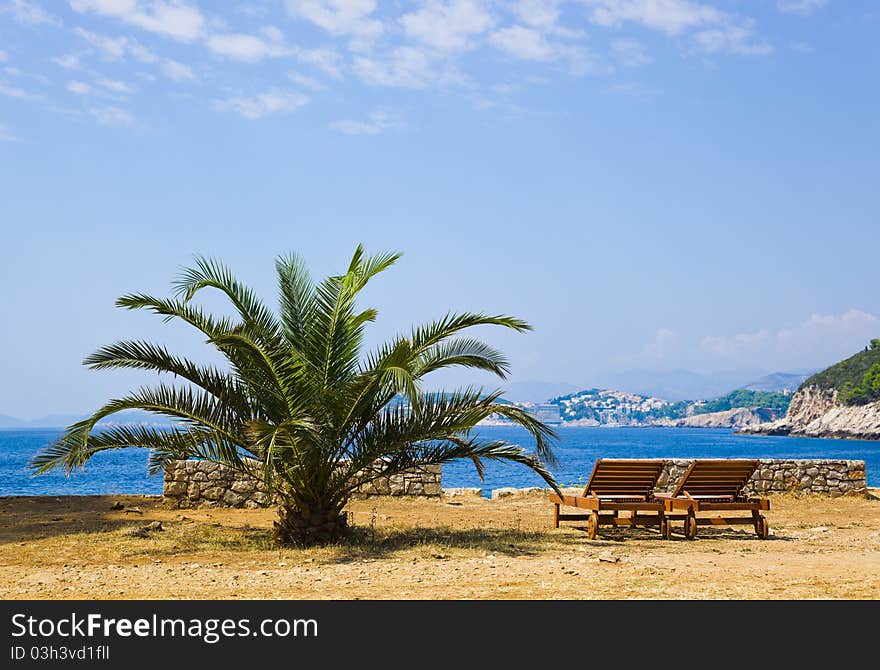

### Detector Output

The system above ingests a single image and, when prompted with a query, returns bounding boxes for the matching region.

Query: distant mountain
[502,380,580,404]
[0,410,174,429]
[0,413,82,428]
[590,368,768,402]
[740,372,812,394]
[0,414,25,428]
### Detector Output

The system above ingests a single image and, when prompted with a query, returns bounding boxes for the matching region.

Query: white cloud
[74,28,129,59]
[584,0,723,36]
[354,47,433,88]
[701,329,770,357]
[611,38,652,66]
[160,58,194,80]
[88,105,135,127]
[693,19,772,56]
[489,25,596,74]
[331,108,402,135]
[214,89,309,119]
[582,0,771,57]
[514,0,560,28]
[70,0,205,42]
[73,32,195,81]
[100,78,135,93]
[52,52,84,69]
[616,328,679,364]
[5,0,61,26]
[0,51,7,62]
[293,47,344,79]
[285,0,382,47]
[206,32,289,62]
[260,25,283,42]
[0,82,33,98]
[777,310,878,350]
[490,26,557,61]
[642,328,678,360]
[777,0,826,16]
[701,310,879,364]
[288,71,324,90]
[400,0,493,52]
[66,79,92,94]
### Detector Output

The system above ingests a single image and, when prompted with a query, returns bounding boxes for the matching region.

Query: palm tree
[33,246,559,545]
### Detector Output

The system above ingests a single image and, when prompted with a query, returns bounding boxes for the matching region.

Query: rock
[222,491,247,507]
[491,488,519,500]
[144,521,163,532]
[742,385,880,440]
[110,501,125,510]
[443,488,483,497]
[201,487,224,501]
[231,479,257,494]
[163,481,187,497]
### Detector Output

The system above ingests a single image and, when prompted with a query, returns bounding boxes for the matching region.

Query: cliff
[739,385,880,440]
[664,407,777,429]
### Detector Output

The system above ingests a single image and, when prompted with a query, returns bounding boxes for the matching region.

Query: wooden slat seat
[660,459,770,539]
[549,459,668,539]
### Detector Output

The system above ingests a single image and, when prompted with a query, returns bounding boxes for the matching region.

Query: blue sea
[1,426,877,497]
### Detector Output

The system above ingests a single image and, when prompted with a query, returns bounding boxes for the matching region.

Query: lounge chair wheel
[684,510,697,540]
[757,516,769,540]
[659,516,669,540]
[587,512,599,540]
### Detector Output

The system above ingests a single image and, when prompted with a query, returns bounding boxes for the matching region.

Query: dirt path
[1,492,878,599]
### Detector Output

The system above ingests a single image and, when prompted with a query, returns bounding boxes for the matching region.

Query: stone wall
[493,460,867,499]
[655,459,866,497]
[164,458,867,508]
[163,460,442,509]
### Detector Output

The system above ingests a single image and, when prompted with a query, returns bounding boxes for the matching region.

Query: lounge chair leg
[553,504,560,529]
[684,508,697,540]
[587,511,599,540]
[756,515,769,540]
[660,514,669,540]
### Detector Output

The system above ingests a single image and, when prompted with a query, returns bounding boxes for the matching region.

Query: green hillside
[692,389,791,415]
[802,339,880,406]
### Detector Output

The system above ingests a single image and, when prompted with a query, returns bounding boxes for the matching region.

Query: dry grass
[1,491,879,599]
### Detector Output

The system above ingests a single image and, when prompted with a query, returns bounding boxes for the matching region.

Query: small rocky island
[740,340,880,440]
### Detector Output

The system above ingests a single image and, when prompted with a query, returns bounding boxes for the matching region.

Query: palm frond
[410,312,532,354]
[83,340,249,408]
[415,337,511,378]
[173,256,281,344]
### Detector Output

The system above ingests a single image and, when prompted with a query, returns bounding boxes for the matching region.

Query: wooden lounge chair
[548,459,667,539]
[656,459,770,540]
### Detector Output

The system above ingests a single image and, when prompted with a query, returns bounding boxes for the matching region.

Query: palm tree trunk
[274,498,348,546]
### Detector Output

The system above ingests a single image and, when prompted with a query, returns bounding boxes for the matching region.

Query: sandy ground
[1,491,879,600]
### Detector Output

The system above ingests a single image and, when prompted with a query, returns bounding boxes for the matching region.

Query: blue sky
[1,0,878,417]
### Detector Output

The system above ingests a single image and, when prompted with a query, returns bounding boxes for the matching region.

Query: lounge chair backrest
[583,459,664,498]
[670,459,759,499]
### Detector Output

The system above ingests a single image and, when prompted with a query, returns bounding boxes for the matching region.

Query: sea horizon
[2,425,877,498]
